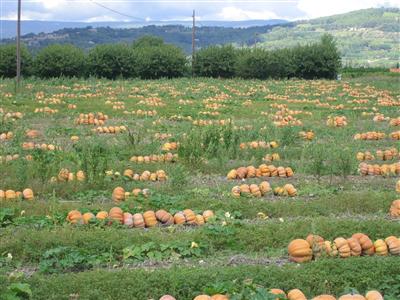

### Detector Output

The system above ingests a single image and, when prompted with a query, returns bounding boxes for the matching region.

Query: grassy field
[0,72,399,299]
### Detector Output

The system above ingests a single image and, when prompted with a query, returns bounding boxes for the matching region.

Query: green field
[0,72,399,299]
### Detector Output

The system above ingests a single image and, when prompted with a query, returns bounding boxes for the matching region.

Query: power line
[87,0,146,22]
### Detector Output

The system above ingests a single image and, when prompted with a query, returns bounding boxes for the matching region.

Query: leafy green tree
[132,36,164,49]
[0,44,33,78]
[87,44,137,79]
[135,43,187,79]
[193,45,237,78]
[33,44,85,78]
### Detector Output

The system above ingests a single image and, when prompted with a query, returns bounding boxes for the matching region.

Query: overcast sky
[1,0,399,22]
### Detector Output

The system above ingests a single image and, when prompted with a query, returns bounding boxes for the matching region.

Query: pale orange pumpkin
[287,289,306,300]
[352,233,375,255]
[66,210,83,224]
[133,213,145,228]
[288,239,313,263]
[385,236,400,255]
[22,188,34,200]
[112,187,125,202]
[365,291,383,300]
[143,210,157,227]
[82,212,95,224]
[96,211,108,220]
[109,207,124,224]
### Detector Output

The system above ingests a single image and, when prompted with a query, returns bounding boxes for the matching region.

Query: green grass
[0,73,399,299]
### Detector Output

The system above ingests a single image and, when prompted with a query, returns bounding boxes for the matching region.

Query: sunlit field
[0,72,399,299]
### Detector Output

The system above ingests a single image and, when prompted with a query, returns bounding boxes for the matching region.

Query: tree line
[0,34,341,80]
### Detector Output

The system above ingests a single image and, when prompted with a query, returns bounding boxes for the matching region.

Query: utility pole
[192,9,195,77]
[16,0,22,90]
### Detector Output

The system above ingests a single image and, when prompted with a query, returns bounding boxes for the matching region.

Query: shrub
[132,36,164,49]
[33,44,85,78]
[135,44,187,79]
[87,44,137,79]
[194,45,237,78]
[0,44,33,78]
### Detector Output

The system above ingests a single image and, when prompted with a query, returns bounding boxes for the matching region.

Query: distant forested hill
[259,8,399,67]
[1,8,398,67]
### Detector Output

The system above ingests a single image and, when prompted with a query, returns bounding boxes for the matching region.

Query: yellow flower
[191,242,199,248]
[20,210,25,216]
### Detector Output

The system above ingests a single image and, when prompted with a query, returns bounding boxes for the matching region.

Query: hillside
[1,8,398,67]
[259,8,399,67]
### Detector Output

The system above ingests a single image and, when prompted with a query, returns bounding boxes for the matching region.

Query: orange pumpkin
[385,236,400,255]
[5,190,16,200]
[203,210,214,222]
[374,239,388,256]
[174,212,186,225]
[112,187,125,202]
[194,296,211,300]
[66,210,83,224]
[159,295,176,300]
[347,237,362,256]
[96,211,108,220]
[82,212,95,224]
[288,239,312,263]
[389,200,400,217]
[133,213,145,228]
[22,188,34,200]
[270,289,286,299]
[352,233,375,255]
[109,207,124,224]
[365,291,383,300]
[156,210,174,225]
[312,295,336,300]
[333,237,351,258]
[210,295,229,300]
[143,210,157,227]
[287,289,306,300]
[183,209,196,224]
[195,214,205,225]
[338,294,366,300]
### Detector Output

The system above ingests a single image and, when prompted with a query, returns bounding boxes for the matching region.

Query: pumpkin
[365,291,383,300]
[385,236,400,255]
[109,207,124,224]
[239,184,250,195]
[333,237,351,258]
[389,200,400,217]
[203,210,214,222]
[247,166,257,178]
[338,294,366,300]
[159,295,176,300]
[143,210,157,227]
[352,233,375,255]
[195,214,205,225]
[249,184,262,197]
[283,184,297,197]
[96,211,108,220]
[227,169,237,180]
[347,238,362,256]
[270,289,286,298]
[259,181,271,195]
[156,210,174,225]
[67,210,83,224]
[76,170,85,182]
[277,166,286,178]
[82,212,95,224]
[5,190,16,200]
[285,167,294,177]
[210,295,229,300]
[123,212,133,227]
[374,239,388,256]
[194,296,211,300]
[306,234,325,256]
[133,213,145,228]
[288,239,312,263]
[174,212,186,225]
[287,289,306,300]
[183,209,196,224]
[396,180,400,193]
[112,187,125,202]
[22,188,34,200]
[236,167,248,179]
[312,295,336,300]
[231,186,241,197]
[123,169,134,179]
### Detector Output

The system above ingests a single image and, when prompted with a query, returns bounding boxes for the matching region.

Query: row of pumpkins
[0,154,32,163]
[124,109,157,116]
[34,107,58,114]
[66,207,215,227]
[112,187,150,200]
[129,152,178,163]
[159,290,384,300]
[227,164,294,179]
[0,188,34,200]
[288,233,400,263]
[231,182,297,197]
[354,131,400,140]
[22,142,61,151]
[92,126,127,134]
[75,112,108,125]
[239,141,279,150]
[356,148,399,161]
[116,169,167,181]
[0,131,13,140]
[299,131,315,141]
[326,116,348,127]
[358,162,400,176]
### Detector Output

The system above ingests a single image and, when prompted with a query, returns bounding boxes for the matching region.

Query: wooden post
[192,9,195,77]
[16,0,22,90]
